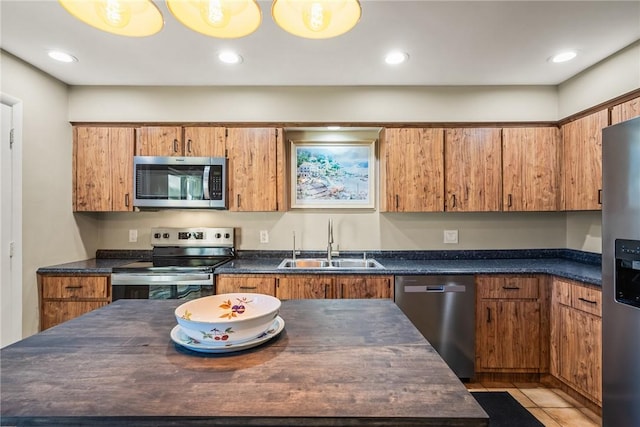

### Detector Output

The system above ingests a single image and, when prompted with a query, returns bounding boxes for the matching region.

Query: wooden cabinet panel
[39,275,111,331]
[477,300,541,370]
[227,128,280,212]
[611,96,640,125]
[477,275,539,299]
[276,276,339,300]
[475,275,546,373]
[562,109,608,210]
[445,128,502,212]
[551,277,602,405]
[502,127,560,211]
[41,276,109,299]
[40,301,109,330]
[558,305,602,404]
[338,276,392,299]
[216,275,276,296]
[184,127,226,157]
[74,126,134,212]
[136,126,183,156]
[380,128,445,212]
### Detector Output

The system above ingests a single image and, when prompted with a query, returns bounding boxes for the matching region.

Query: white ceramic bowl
[175,293,281,345]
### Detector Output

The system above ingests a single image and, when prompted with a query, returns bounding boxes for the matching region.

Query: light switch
[260,230,269,244]
[129,229,138,243]
[444,229,458,244]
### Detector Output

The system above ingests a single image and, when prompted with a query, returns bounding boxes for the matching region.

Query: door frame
[1,93,23,347]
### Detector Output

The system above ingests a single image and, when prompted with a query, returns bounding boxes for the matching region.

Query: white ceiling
[1,0,639,87]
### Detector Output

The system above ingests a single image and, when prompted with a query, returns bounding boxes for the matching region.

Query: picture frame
[290,140,375,209]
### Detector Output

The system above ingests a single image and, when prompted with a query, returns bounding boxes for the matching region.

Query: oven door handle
[111,273,213,285]
[203,166,211,200]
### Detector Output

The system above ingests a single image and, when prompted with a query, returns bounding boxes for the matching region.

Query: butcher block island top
[1,299,488,427]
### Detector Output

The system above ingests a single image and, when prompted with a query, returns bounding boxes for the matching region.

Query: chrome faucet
[292,231,297,261]
[327,219,334,262]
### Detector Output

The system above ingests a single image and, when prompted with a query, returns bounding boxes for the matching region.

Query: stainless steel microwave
[133,156,227,209]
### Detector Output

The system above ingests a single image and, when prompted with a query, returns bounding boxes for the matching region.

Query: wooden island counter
[1,299,487,426]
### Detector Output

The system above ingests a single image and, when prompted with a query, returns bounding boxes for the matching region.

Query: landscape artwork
[291,141,375,209]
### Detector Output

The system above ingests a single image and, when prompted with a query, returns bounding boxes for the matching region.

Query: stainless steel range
[111,227,235,301]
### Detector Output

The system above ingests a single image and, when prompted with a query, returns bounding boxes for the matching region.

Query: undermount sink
[277,258,385,270]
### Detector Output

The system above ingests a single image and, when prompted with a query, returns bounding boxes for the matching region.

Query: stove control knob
[215,233,222,239]
[154,233,161,239]
[224,233,231,239]
[163,233,170,239]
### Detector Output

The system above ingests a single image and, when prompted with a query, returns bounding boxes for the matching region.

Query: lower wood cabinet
[38,274,111,331]
[551,278,602,405]
[475,275,548,373]
[216,274,393,300]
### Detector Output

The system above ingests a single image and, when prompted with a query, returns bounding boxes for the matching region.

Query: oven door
[111,272,214,301]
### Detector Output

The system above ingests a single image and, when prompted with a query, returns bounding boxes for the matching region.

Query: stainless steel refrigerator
[602,116,640,427]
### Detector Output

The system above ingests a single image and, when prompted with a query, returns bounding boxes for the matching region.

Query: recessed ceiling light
[47,50,78,63]
[218,51,243,64]
[385,51,409,65]
[549,51,577,63]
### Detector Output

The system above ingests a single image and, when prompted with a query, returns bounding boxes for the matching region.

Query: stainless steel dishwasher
[395,275,475,380]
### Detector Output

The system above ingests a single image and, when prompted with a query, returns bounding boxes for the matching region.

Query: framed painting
[290,140,375,209]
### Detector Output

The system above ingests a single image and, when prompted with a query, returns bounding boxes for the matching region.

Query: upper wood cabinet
[380,128,445,212]
[226,127,285,212]
[562,109,608,210]
[611,96,640,125]
[444,128,502,212]
[502,127,561,211]
[136,126,225,157]
[73,126,134,212]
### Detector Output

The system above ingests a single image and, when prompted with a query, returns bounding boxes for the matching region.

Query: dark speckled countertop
[38,248,601,286]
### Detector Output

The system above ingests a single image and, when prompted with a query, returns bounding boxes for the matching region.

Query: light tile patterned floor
[466,382,602,427]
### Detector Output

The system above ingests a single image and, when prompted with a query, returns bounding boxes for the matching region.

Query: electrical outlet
[129,229,138,243]
[443,229,458,244]
[259,230,269,244]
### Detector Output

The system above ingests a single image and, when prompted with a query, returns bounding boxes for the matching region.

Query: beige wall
[1,51,101,337]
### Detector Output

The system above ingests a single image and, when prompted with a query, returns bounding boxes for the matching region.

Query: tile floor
[466,382,602,427]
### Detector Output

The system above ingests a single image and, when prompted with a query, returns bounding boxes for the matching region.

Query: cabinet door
[611,96,640,125]
[227,128,279,211]
[476,300,541,370]
[41,301,109,331]
[445,128,502,212]
[74,127,134,212]
[502,127,560,211]
[215,275,276,296]
[276,276,338,300]
[562,110,608,210]
[136,126,183,156]
[380,128,444,212]
[338,276,392,299]
[184,127,226,157]
[559,305,602,403]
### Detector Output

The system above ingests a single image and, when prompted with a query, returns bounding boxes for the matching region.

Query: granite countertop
[37,249,602,286]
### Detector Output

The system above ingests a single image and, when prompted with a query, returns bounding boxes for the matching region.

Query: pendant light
[167,0,262,38]
[58,0,163,37]
[272,0,361,39]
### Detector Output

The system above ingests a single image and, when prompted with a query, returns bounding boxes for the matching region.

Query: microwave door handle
[203,166,211,200]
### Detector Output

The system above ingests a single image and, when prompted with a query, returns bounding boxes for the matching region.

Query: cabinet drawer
[571,285,602,317]
[41,276,109,299]
[477,276,539,299]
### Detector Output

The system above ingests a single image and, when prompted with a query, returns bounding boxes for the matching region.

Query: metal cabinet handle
[124,193,130,207]
[502,286,520,290]
[65,285,82,289]
[395,194,399,209]
[578,297,598,305]
[236,194,241,208]
[452,194,456,208]
[239,286,257,290]
[507,194,513,208]
[187,139,192,153]
[173,139,179,153]
[598,189,603,205]
[487,307,492,323]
